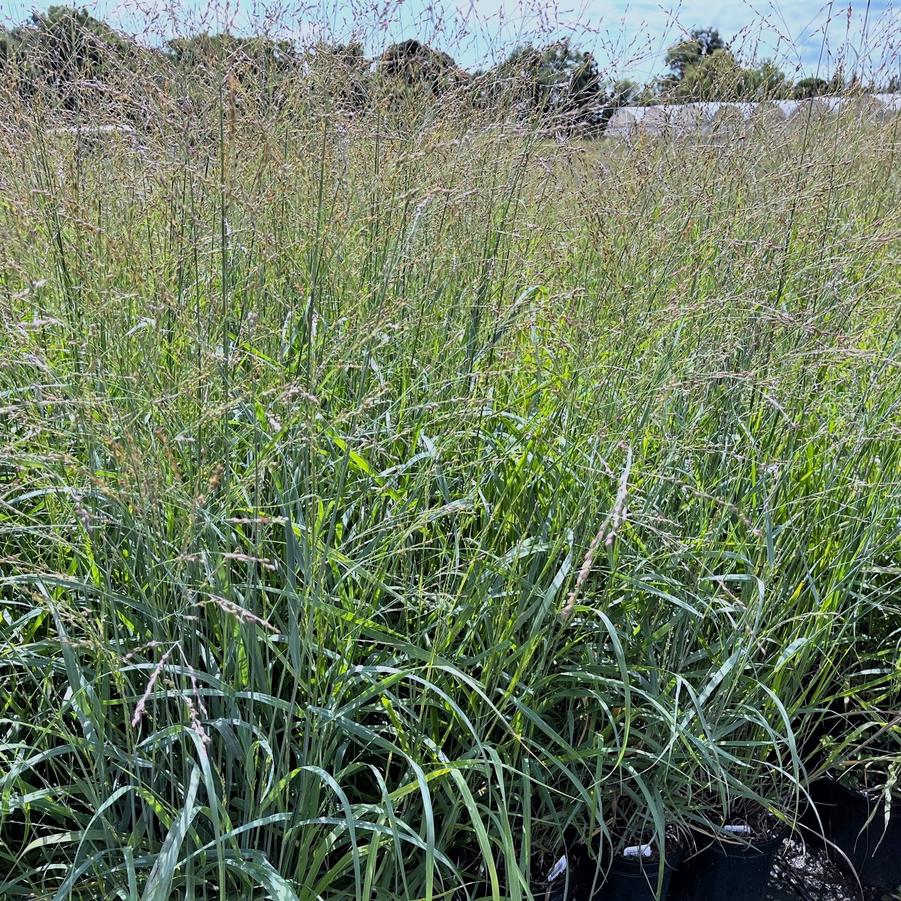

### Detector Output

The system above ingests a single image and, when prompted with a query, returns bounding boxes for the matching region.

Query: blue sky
[1,0,899,80]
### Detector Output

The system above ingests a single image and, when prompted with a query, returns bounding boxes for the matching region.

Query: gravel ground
[534,839,901,900]
[767,840,901,901]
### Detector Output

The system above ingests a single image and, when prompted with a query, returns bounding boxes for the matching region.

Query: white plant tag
[547,855,568,882]
[623,844,653,858]
[724,824,753,835]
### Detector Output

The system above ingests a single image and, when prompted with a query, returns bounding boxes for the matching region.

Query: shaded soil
[766,840,901,901]
[536,839,901,900]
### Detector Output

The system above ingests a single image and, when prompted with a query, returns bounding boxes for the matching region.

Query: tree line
[1,8,899,130]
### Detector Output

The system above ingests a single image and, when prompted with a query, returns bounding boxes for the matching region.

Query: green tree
[793,76,829,99]
[664,27,727,79]
[306,41,371,111]
[166,32,297,75]
[6,6,142,107]
[377,39,467,93]
[488,39,613,131]
[611,78,641,105]
[658,28,790,102]
[675,51,790,101]
[165,31,299,113]
[744,60,791,99]
[0,26,17,69]
[674,48,738,99]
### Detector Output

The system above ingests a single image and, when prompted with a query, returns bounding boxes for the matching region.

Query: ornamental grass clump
[0,5,900,898]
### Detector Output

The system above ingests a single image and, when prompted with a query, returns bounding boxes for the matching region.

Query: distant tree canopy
[664,27,728,79]
[306,41,370,111]
[378,39,467,91]
[0,9,896,124]
[485,39,620,131]
[611,78,643,105]
[792,74,847,99]
[678,52,791,101]
[1,6,142,107]
[0,28,13,68]
[165,32,299,106]
[166,32,297,71]
[657,28,794,101]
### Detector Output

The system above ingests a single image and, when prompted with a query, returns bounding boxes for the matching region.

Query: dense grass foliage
[0,77,899,898]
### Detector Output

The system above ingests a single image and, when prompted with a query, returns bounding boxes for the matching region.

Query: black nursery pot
[811,776,901,886]
[591,852,680,901]
[676,833,785,901]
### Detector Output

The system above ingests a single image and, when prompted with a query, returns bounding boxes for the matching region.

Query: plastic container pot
[675,833,785,901]
[591,851,680,901]
[539,856,578,901]
[811,776,901,887]
[535,845,589,901]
